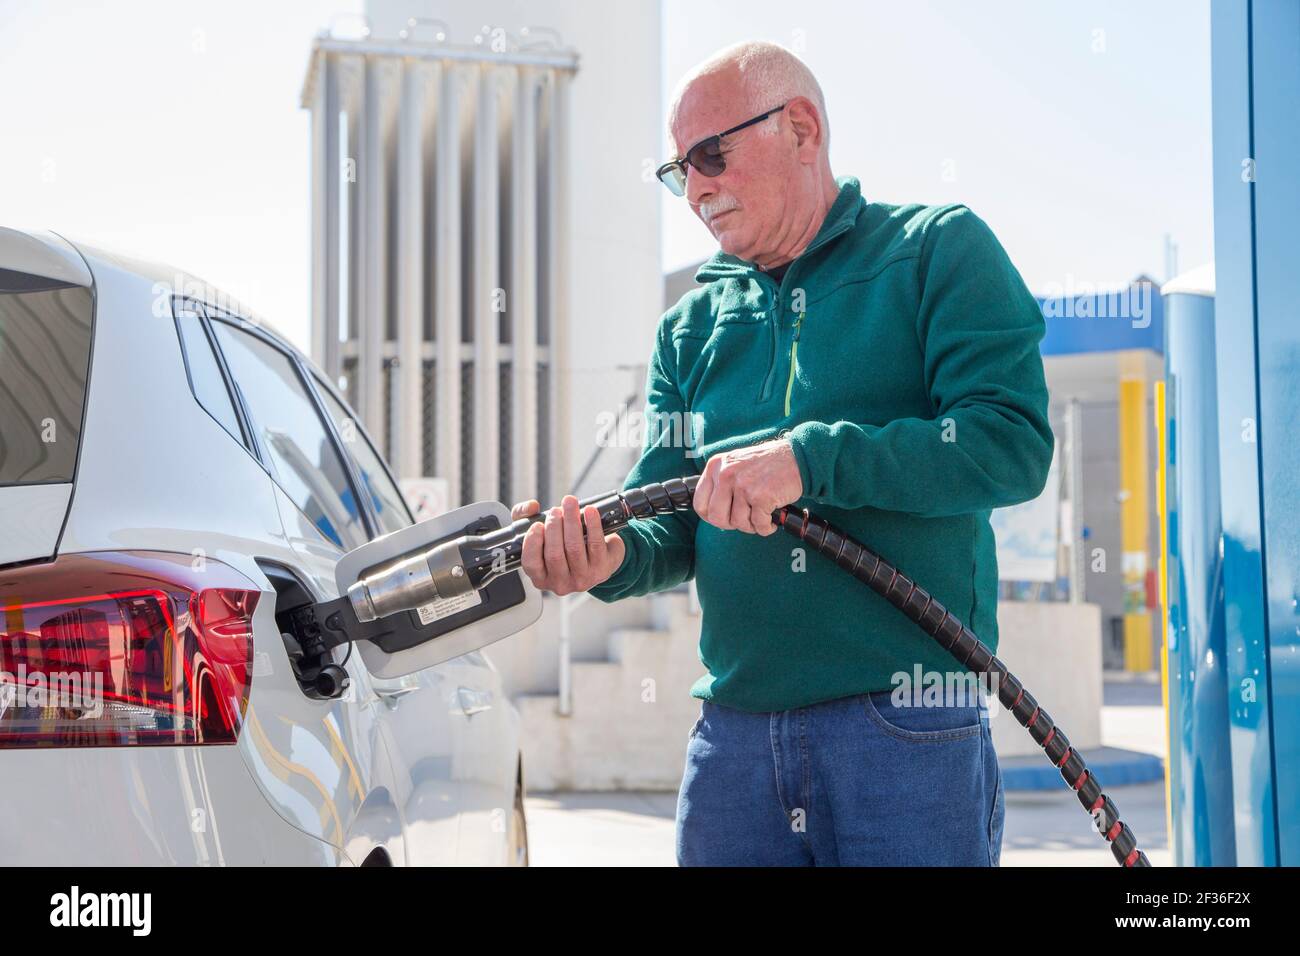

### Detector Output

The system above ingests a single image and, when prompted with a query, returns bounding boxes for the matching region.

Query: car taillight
[0,551,260,748]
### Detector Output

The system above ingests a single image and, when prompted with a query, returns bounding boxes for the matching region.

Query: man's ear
[786,97,824,162]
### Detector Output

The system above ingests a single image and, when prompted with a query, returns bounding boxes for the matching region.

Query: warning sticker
[415,589,483,625]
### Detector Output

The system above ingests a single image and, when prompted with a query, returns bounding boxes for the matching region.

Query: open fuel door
[285,500,543,682]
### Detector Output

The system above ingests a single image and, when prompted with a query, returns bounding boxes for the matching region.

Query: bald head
[666,41,838,269]
[668,40,830,154]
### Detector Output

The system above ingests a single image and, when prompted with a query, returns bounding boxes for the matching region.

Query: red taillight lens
[0,552,260,748]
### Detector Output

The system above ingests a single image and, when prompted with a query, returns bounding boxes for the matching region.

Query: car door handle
[457,686,492,717]
[376,686,417,709]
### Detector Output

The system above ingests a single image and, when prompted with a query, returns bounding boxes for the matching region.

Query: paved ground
[524,675,1171,866]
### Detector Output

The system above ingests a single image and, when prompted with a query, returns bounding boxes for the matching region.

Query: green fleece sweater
[589,176,1053,713]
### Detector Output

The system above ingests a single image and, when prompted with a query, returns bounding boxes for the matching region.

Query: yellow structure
[1154,380,1173,847]
[1118,374,1154,671]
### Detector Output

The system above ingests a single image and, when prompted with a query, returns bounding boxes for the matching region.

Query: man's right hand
[510,495,626,596]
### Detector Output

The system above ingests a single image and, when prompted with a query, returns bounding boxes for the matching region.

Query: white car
[0,227,527,866]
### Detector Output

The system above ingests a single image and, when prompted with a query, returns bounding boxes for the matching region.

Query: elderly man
[511,40,1052,866]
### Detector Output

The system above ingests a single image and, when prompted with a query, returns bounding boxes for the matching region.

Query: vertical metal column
[546,69,573,500]
[510,67,538,505]
[310,52,341,379]
[472,65,501,503]
[344,57,363,403]
[358,58,396,438]
[434,62,463,507]
[395,59,428,479]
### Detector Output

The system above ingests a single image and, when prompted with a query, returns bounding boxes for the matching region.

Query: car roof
[0,226,93,288]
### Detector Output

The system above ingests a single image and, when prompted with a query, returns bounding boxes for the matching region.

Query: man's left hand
[693,437,804,535]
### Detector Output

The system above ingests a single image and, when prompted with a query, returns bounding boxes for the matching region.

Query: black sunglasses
[656,102,788,196]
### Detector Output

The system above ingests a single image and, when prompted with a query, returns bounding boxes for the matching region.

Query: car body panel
[0,745,346,865]
[0,483,72,564]
[269,481,461,865]
[441,651,521,865]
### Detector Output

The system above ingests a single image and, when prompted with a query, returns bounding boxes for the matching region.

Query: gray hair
[668,40,829,151]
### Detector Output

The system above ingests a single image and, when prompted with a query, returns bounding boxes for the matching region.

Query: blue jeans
[675,690,1004,866]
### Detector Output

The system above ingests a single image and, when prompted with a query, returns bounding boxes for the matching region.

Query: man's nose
[685,164,714,206]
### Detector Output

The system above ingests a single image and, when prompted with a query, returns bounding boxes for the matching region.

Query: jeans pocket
[861,690,983,742]
[687,705,705,742]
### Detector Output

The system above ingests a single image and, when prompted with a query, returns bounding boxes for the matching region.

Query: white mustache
[700,197,740,224]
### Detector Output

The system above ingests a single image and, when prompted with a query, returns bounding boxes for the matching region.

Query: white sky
[1,0,1211,351]
[0,0,356,349]
[661,0,1213,286]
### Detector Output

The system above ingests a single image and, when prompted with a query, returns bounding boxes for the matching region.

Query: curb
[999,746,1165,792]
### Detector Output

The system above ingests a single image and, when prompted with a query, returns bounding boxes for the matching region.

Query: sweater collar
[694,175,864,283]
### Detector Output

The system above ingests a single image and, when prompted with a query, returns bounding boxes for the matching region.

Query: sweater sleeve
[785,205,1054,517]
[588,321,701,602]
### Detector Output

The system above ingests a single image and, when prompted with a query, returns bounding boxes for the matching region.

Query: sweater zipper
[758,276,783,402]
[783,310,804,417]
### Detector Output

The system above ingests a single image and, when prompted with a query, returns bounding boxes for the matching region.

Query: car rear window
[0,284,93,484]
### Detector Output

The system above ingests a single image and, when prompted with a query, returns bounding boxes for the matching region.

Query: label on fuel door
[415,589,483,625]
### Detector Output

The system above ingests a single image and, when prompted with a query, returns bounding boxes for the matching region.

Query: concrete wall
[991,601,1103,757]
